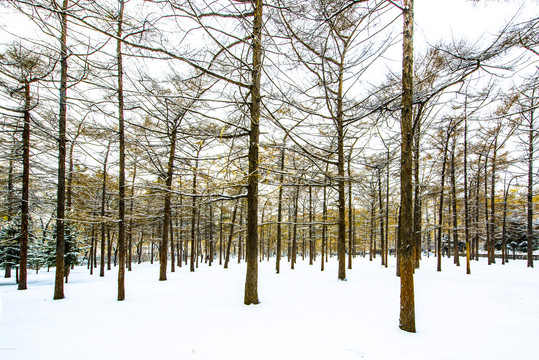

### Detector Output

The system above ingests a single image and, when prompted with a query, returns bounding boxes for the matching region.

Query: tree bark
[159,118,178,281]
[18,82,31,291]
[276,138,286,273]
[117,0,126,301]
[54,0,69,301]
[464,113,471,274]
[399,0,416,333]
[100,144,110,277]
[437,133,449,272]
[450,141,460,266]
[244,0,262,305]
[527,101,535,268]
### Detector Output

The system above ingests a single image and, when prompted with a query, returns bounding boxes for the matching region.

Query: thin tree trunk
[484,155,491,264]
[276,140,285,273]
[18,82,31,291]
[490,137,498,265]
[219,204,223,266]
[336,64,346,281]
[450,141,460,266]
[209,203,214,266]
[291,185,299,269]
[100,144,110,277]
[116,0,126,301]
[378,167,385,267]
[190,157,198,273]
[527,104,535,267]
[437,133,449,272]
[412,106,423,269]
[238,209,243,264]
[321,184,327,272]
[159,120,178,281]
[348,161,353,269]
[464,112,471,274]
[128,156,137,272]
[224,199,238,269]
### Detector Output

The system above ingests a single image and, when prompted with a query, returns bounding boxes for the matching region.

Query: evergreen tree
[0,213,37,280]
[44,222,81,283]
[0,217,21,279]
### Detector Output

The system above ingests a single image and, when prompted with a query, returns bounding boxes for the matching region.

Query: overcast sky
[415,0,538,50]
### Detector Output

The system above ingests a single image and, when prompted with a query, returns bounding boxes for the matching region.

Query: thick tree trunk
[244,0,263,305]
[399,0,416,333]
[54,0,69,301]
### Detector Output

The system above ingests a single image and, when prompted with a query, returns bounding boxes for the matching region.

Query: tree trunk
[348,160,353,269]
[464,113,471,274]
[224,198,238,269]
[527,104,535,268]
[412,106,423,270]
[100,144,110,277]
[244,0,263,306]
[378,167,385,267]
[321,184,327,272]
[238,209,243,264]
[291,185,299,269]
[159,120,177,281]
[437,132,449,272]
[209,203,214,266]
[219,204,223,266]
[128,156,137,272]
[484,154,491,264]
[399,0,416,333]
[489,137,498,265]
[117,0,126,301]
[190,156,198,272]
[54,0,69,301]
[336,64,346,281]
[276,139,285,273]
[18,82,31,291]
[450,141,460,266]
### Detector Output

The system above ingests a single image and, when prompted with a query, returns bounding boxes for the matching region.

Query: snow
[1,256,538,360]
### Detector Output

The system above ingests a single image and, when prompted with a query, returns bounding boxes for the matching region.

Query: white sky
[415,0,538,50]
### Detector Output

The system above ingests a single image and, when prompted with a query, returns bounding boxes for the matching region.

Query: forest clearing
[1,0,539,344]
[1,256,538,360]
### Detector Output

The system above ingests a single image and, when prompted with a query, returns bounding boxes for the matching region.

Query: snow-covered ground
[1,256,537,360]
